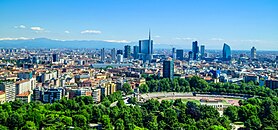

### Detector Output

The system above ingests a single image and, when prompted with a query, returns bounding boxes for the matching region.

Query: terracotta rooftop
[16,91,30,97]
[16,79,29,84]
[0,91,5,95]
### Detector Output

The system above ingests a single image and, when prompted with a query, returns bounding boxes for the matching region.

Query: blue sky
[0,0,277,50]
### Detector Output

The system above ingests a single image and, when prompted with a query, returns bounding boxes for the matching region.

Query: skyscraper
[192,41,199,60]
[176,49,184,60]
[111,48,116,61]
[139,30,153,62]
[52,54,59,62]
[117,50,123,55]
[163,60,174,79]
[100,48,105,61]
[200,45,205,59]
[124,45,131,58]
[117,54,123,63]
[188,51,193,60]
[172,48,176,60]
[133,45,139,59]
[251,47,256,59]
[222,43,231,61]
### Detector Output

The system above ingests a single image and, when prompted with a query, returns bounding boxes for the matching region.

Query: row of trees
[138,76,277,97]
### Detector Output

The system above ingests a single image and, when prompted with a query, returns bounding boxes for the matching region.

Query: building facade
[163,60,174,79]
[223,43,231,61]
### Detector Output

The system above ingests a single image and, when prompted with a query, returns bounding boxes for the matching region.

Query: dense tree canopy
[143,76,277,97]
[0,76,277,129]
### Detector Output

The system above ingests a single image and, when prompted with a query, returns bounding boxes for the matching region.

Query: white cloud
[154,35,161,38]
[0,37,34,41]
[14,25,26,29]
[240,39,260,43]
[103,40,131,43]
[81,30,101,34]
[175,37,196,41]
[64,30,70,34]
[30,26,44,31]
[210,38,224,41]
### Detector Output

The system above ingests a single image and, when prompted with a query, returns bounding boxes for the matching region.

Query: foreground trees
[0,76,277,129]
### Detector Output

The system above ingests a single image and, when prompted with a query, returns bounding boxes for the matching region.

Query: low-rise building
[244,74,259,83]
[265,79,278,89]
[69,88,92,99]
[16,91,31,103]
[0,91,6,104]
[43,88,63,103]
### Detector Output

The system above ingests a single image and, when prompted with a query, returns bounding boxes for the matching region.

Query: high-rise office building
[163,60,174,79]
[176,49,184,60]
[117,50,123,55]
[124,45,131,58]
[100,48,105,61]
[188,51,193,60]
[223,43,231,61]
[139,30,153,62]
[192,41,199,60]
[251,47,256,59]
[117,54,123,63]
[172,48,176,60]
[52,54,59,62]
[133,46,139,59]
[200,45,205,59]
[111,48,116,61]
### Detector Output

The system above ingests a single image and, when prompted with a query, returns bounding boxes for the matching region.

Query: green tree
[145,113,158,130]
[245,115,261,129]
[73,115,87,128]
[102,115,113,130]
[207,125,227,130]
[7,112,24,129]
[0,125,8,130]
[139,84,149,93]
[21,121,37,130]
[224,106,238,122]
[114,118,124,130]
[0,111,8,126]
[122,83,133,94]
[61,116,72,126]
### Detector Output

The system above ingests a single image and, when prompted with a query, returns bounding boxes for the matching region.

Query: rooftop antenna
[149,28,151,41]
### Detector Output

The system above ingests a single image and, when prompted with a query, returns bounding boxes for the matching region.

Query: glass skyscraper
[251,46,256,59]
[163,60,174,79]
[139,30,153,62]
[124,45,131,58]
[222,43,231,61]
[200,45,205,59]
[172,48,176,60]
[133,45,139,59]
[192,41,199,60]
[176,49,184,60]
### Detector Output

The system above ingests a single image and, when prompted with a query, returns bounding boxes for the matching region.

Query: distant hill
[0,38,135,49]
[0,38,172,49]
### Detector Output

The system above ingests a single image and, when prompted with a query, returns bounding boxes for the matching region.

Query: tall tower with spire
[139,30,154,62]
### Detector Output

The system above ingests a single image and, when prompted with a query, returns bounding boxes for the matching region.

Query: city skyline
[0,0,278,50]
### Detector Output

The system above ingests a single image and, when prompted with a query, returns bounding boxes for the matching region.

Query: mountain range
[0,38,171,49]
